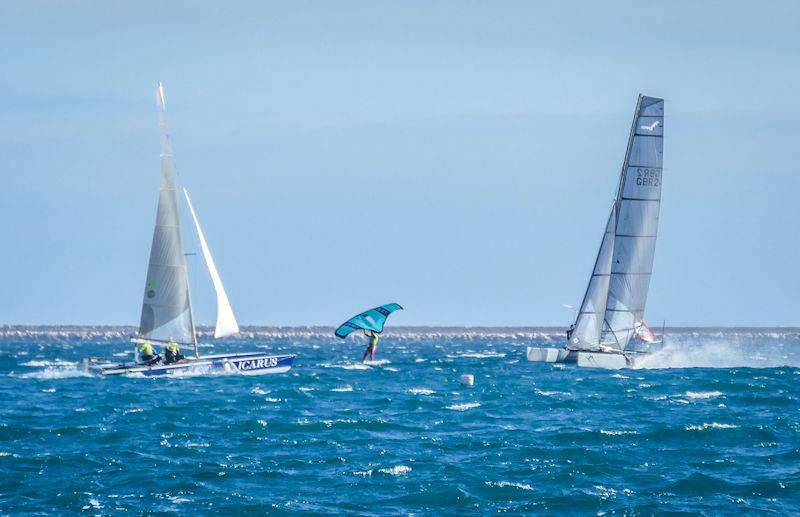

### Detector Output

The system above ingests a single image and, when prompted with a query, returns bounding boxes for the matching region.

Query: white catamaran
[95,83,294,376]
[528,94,665,369]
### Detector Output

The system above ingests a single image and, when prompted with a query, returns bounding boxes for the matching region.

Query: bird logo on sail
[640,120,661,132]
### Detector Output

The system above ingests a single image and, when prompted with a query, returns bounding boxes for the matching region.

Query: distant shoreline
[2,324,799,340]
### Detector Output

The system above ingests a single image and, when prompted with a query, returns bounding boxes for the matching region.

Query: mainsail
[137,83,196,345]
[183,188,240,338]
[572,95,664,352]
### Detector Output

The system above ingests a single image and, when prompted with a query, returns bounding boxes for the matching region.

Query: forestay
[137,83,195,345]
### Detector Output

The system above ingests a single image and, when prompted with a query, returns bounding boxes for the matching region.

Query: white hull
[527,347,642,369]
[526,347,577,363]
[95,352,295,377]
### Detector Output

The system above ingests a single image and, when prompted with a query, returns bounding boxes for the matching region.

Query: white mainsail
[183,188,240,338]
[137,83,196,345]
[572,94,664,352]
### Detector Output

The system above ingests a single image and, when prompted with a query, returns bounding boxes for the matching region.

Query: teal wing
[335,303,403,339]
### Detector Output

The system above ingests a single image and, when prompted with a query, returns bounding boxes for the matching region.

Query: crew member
[139,341,160,365]
[163,340,185,365]
[361,330,379,363]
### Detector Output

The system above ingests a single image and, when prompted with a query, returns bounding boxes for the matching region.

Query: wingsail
[335,303,403,339]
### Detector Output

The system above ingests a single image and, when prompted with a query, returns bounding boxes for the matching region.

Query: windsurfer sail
[335,303,403,339]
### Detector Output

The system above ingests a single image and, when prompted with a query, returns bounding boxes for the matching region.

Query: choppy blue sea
[1,326,800,515]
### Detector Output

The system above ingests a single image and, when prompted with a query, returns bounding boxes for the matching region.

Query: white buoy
[459,374,474,386]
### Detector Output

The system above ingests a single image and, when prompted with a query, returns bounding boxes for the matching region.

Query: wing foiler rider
[138,341,161,365]
[163,339,185,365]
[361,330,379,363]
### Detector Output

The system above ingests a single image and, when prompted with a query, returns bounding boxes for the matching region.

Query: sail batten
[183,189,240,339]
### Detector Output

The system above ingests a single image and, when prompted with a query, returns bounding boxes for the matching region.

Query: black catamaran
[92,83,294,376]
[528,94,665,368]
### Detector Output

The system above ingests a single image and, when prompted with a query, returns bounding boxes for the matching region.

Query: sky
[1,1,799,327]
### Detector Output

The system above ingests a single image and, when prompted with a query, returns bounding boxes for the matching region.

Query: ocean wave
[534,389,569,397]
[599,429,638,435]
[354,465,412,477]
[685,422,739,431]
[407,388,436,395]
[15,366,92,380]
[446,402,481,411]
[457,352,506,359]
[331,386,354,392]
[21,359,76,367]
[319,362,371,370]
[486,481,534,491]
[685,390,723,400]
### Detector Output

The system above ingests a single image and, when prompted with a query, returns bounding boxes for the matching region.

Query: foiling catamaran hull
[526,347,631,369]
[96,352,295,376]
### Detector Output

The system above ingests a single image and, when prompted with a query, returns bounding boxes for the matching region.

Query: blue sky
[1,1,799,326]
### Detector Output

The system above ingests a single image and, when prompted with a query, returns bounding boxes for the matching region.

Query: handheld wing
[335,303,403,339]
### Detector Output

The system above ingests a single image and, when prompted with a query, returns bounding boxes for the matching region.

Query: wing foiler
[335,303,403,339]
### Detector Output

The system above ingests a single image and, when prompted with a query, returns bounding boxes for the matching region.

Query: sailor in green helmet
[361,330,379,363]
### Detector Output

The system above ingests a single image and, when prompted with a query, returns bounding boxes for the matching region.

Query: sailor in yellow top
[138,341,160,364]
[361,330,380,363]
[163,340,185,365]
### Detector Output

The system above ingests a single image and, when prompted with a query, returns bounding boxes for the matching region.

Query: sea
[1,326,799,515]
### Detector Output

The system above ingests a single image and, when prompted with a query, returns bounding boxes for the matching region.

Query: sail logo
[235,357,279,371]
[640,120,660,132]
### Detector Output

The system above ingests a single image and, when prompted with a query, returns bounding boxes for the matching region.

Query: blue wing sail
[335,303,403,339]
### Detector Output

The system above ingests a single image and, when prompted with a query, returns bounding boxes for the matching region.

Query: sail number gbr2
[635,168,661,187]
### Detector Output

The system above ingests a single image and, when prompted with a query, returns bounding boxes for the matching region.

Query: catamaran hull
[99,353,295,377]
[526,347,577,363]
[527,347,643,369]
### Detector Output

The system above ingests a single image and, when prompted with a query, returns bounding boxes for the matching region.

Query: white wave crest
[21,359,76,367]
[407,388,436,395]
[446,402,481,411]
[487,480,534,491]
[599,429,638,435]
[458,352,506,359]
[331,386,354,392]
[686,390,723,400]
[378,465,411,476]
[685,422,739,431]
[16,366,92,380]
[362,359,391,366]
